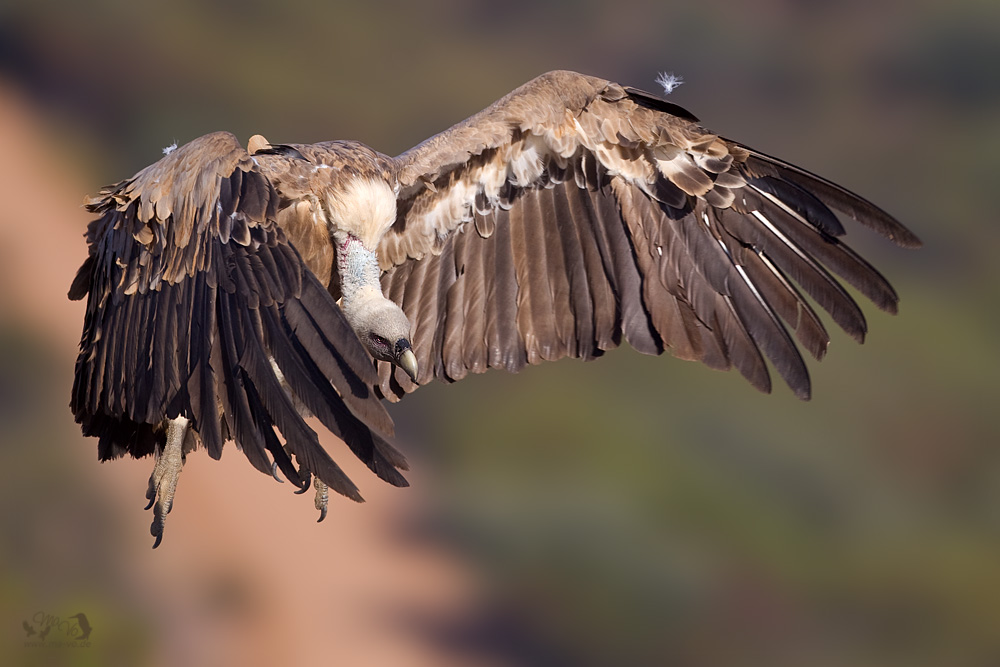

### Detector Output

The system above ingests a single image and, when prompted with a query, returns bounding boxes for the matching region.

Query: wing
[69,131,408,501]
[376,70,920,400]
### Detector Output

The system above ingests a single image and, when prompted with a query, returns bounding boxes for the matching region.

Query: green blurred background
[1,0,998,665]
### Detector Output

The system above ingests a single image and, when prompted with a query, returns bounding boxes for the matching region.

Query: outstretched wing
[376,70,920,400]
[70,131,408,501]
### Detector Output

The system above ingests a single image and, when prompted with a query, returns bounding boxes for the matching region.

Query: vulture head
[345,289,418,381]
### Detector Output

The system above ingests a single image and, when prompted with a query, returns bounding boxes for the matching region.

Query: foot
[146,416,188,548]
[314,477,329,523]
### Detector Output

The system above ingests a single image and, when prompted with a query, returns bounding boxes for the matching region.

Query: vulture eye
[369,334,389,349]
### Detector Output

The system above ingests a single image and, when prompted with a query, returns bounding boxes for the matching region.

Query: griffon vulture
[68,70,920,547]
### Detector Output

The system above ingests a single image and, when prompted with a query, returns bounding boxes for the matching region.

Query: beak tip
[398,348,419,382]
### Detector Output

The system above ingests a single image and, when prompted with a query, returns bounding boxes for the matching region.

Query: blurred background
[1,0,998,665]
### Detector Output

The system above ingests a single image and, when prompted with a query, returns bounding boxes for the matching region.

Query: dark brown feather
[742,148,922,249]
[459,224,490,374]
[548,186,598,360]
[441,233,469,381]
[613,183,702,362]
[485,209,527,373]
[510,189,558,364]
[536,187,577,359]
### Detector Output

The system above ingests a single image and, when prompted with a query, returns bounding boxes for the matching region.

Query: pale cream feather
[324,177,397,249]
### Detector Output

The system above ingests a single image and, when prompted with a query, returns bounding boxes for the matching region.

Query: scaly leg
[314,477,329,523]
[145,416,189,548]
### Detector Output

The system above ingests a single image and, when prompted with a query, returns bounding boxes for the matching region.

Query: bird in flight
[68,71,920,547]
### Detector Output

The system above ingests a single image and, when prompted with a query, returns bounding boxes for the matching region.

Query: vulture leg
[146,416,189,548]
[314,477,329,523]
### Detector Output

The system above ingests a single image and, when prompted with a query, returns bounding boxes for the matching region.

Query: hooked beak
[395,340,418,382]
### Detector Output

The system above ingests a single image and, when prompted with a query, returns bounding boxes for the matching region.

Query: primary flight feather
[68,70,920,546]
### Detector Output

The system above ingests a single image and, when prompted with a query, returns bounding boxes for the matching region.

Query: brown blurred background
[1,0,998,665]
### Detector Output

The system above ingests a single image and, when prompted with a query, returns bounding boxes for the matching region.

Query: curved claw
[271,461,285,484]
[149,492,173,549]
[151,519,164,549]
[294,468,312,495]
[314,478,329,523]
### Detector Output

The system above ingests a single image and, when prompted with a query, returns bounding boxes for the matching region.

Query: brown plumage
[70,70,920,545]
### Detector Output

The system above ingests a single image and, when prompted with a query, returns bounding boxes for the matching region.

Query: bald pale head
[344,289,418,381]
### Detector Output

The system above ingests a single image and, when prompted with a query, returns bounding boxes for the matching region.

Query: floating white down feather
[655,72,684,95]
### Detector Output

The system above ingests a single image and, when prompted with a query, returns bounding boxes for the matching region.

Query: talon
[271,461,284,483]
[294,468,312,495]
[147,416,188,548]
[314,478,329,523]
